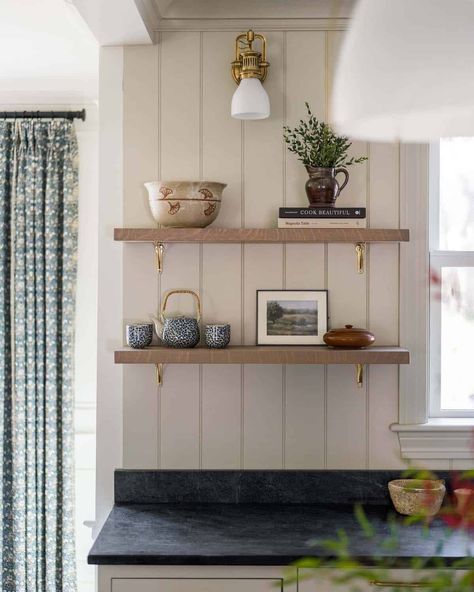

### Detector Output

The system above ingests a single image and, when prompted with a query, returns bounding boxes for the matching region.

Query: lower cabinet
[99,566,294,592]
[298,568,466,591]
[112,578,282,592]
[99,566,464,592]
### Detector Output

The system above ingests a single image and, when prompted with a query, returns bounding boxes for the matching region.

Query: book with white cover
[278,218,367,229]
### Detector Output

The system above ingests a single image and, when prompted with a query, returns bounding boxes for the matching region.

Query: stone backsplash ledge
[114,470,450,506]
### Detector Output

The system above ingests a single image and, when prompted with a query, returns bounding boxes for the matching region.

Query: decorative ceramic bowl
[145,181,226,228]
[388,479,446,516]
[323,325,375,348]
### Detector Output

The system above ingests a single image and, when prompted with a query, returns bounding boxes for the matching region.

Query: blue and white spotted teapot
[152,289,201,348]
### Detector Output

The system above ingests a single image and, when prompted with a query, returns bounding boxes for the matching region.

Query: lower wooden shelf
[114,346,409,365]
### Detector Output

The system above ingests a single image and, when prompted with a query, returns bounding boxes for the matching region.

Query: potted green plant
[283,102,368,207]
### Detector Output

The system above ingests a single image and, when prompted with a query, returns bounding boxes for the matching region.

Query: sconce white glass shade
[332,0,474,142]
[231,78,270,120]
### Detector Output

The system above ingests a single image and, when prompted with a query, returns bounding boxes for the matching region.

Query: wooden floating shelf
[115,346,409,366]
[114,227,409,244]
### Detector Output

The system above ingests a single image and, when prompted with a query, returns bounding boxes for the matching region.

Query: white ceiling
[0,0,354,105]
[0,0,98,103]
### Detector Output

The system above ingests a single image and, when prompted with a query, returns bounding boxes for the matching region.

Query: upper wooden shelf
[114,228,409,244]
[115,346,409,365]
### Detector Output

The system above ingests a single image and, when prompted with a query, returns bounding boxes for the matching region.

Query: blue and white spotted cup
[126,323,153,349]
[205,324,231,349]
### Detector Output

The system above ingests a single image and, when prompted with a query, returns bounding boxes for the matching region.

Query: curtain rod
[0,109,86,121]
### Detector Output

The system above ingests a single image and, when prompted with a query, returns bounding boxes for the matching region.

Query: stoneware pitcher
[305,166,349,206]
[152,289,201,348]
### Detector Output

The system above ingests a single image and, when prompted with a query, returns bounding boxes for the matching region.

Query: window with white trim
[430,138,474,417]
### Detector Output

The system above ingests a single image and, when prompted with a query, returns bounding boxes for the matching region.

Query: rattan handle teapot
[152,289,201,348]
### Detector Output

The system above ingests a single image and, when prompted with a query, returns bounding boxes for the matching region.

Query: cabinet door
[112,578,283,592]
[298,569,465,591]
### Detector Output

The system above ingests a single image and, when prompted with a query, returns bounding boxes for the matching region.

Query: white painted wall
[95,47,124,537]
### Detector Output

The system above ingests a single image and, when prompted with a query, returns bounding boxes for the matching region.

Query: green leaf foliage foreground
[284,468,474,592]
[283,103,368,169]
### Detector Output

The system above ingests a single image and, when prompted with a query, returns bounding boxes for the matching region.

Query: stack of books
[278,207,367,228]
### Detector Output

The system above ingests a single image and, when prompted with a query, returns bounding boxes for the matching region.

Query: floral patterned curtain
[0,119,78,592]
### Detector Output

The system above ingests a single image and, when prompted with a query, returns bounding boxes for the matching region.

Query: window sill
[391,419,474,459]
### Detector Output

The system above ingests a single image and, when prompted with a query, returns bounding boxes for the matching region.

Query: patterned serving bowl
[145,181,226,228]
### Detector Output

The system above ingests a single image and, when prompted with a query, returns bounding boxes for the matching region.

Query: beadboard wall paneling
[283,31,327,468]
[200,31,244,468]
[243,365,284,468]
[159,32,202,468]
[368,366,404,469]
[121,28,406,471]
[243,245,283,468]
[201,364,242,469]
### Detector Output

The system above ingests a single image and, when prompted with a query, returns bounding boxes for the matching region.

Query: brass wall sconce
[231,30,270,120]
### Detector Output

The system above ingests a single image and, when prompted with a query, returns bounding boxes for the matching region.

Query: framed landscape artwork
[256,290,328,345]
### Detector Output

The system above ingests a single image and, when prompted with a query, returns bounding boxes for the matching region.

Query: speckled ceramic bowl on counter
[145,181,226,228]
[388,479,446,516]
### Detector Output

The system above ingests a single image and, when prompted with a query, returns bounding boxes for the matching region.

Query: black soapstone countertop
[88,470,474,566]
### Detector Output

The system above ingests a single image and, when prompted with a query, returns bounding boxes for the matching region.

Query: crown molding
[155,17,349,32]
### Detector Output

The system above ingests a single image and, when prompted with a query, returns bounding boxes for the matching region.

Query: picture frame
[256,290,328,346]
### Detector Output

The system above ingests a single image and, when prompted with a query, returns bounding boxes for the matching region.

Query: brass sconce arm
[231,30,269,84]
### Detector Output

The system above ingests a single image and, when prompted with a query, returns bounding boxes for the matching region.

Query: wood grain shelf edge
[114,227,410,243]
[114,346,410,365]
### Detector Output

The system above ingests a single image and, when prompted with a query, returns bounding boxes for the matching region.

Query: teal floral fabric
[0,120,78,592]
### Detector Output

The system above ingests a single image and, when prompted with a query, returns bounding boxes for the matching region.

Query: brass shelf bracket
[355,242,366,274]
[355,363,364,388]
[155,363,163,387]
[154,242,165,274]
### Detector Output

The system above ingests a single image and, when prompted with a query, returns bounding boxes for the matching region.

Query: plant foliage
[283,102,368,168]
[283,467,474,592]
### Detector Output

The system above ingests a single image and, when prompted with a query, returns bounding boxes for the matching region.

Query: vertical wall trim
[282,31,288,289]
[282,365,286,468]
[241,123,246,228]
[397,142,402,347]
[365,365,370,468]
[323,30,329,469]
[157,33,163,469]
[198,31,204,469]
[365,142,371,468]
[240,50,246,470]
[240,364,245,469]
[282,31,288,468]
[199,31,204,177]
